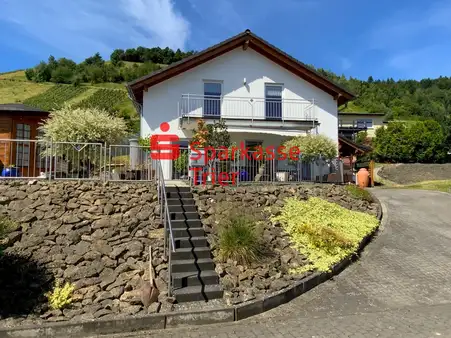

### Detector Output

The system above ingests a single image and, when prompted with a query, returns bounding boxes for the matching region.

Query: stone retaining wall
[0,180,167,326]
[191,184,379,305]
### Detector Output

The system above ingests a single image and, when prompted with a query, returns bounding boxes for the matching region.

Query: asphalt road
[100,189,451,338]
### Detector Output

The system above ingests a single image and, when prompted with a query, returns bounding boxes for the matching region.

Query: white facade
[338,113,385,137]
[140,47,339,179]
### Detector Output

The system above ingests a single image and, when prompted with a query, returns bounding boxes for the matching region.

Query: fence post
[129,139,139,171]
[48,139,53,181]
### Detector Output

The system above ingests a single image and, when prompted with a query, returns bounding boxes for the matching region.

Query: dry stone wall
[0,180,169,325]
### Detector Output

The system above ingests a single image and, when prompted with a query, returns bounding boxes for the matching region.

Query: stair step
[167,191,193,199]
[167,198,196,206]
[172,247,212,260]
[171,219,202,229]
[173,236,208,249]
[173,284,224,302]
[170,211,200,220]
[171,258,215,273]
[168,205,197,213]
[166,186,191,193]
[172,227,205,238]
[172,270,219,288]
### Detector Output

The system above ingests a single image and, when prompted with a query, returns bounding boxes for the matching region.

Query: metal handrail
[155,159,176,296]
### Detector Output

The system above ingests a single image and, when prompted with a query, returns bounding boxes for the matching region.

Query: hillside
[0,69,138,131]
[2,46,451,147]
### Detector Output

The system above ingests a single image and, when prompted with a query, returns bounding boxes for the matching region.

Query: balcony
[178,94,318,130]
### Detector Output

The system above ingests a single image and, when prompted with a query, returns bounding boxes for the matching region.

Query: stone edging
[0,193,383,338]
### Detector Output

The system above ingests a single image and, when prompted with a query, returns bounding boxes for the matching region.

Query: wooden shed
[0,103,49,176]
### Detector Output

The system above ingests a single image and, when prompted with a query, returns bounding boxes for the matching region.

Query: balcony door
[203,82,222,118]
[265,84,282,120]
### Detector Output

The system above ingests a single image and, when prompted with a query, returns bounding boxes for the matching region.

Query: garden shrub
[218,213,265,265]
[284,134,337,162]
[373,120,447,163]
[46,281,75,310]
[272,197,379,272]
[345,185,373,202]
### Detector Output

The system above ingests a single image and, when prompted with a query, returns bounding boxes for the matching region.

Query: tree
[284,134,337,162]
[84,52,104,66]
[39,106,129,144]
[372,120,447,163]
[24,68,35,81]
[51,66,74,83]
[110,49,124,65]
[33,61,52,82]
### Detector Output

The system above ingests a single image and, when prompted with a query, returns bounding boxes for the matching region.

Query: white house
[338,112,386,138]
[127,29,355,180]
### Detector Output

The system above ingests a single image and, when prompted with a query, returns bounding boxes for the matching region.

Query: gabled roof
[0,103,47,113]
[127,29,356,106]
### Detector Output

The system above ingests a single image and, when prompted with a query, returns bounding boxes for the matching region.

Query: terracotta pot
[357,168,369,188]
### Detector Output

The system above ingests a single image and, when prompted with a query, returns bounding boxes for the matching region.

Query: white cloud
[0,0,190,61]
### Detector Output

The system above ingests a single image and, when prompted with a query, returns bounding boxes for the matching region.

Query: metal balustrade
[178,94,317,123]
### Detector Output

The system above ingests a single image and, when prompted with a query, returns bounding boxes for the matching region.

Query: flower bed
[193,184,379,305]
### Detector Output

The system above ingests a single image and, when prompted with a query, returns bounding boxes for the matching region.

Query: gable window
[203,82,222,117]
[356,119,373,128]
[265,84,282,120]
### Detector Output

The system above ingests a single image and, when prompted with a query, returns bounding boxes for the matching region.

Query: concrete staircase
[166,186,223,302]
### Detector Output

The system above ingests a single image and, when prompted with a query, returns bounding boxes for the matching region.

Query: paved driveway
[106,189,451,338]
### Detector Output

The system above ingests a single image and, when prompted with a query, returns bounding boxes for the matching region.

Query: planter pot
[1,167,21,177]
[357,168,369,188]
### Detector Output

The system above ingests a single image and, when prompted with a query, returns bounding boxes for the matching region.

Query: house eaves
[127,29,356,107]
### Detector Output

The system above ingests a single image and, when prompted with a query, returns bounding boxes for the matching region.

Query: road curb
[0,195,383,338]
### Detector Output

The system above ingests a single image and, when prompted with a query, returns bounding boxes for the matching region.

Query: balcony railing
[178,94,317,122]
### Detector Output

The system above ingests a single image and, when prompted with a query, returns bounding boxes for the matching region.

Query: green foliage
[110,46,195,64]
[174,150,188,173]
[0,216,17,255]
[74,88,128,111]
[345,185,373,202]
[39,106,129,144]
[319,71,451,150]
[138,136,150,148]
[355,130,369,145]
[0,216,17,239]
[372,120,447,163]
[272,197,379,272]
[284,134,337,162]
[50,66,75,84]
[218,213,265,265]
[83,52,104,66]
[46,281,75,310]
[23,85,88,111]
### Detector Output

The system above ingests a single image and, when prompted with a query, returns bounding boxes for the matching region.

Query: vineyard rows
[74,88,129,112]
[23,85,88,111]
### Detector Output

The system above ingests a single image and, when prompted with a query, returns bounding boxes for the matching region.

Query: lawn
[375,164,451,193]
[402,180,451,193]
[0,79,53,104]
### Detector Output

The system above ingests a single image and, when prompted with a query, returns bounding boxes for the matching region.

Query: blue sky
[1,0,451,80]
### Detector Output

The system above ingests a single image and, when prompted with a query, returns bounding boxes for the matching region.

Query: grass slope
[0,70,133,113]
